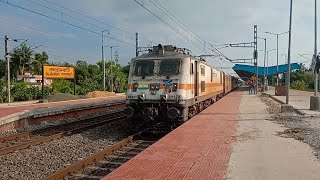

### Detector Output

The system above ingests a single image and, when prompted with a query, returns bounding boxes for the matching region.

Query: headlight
[132,83,138,92]
[172,83,178,92]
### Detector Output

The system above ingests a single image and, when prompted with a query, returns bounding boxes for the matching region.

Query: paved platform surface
[227,93,320,180]
[0,94,125,124]
[264,86,320,116]
[103,91,243,180]
[103,90,320,180]
[0,100,39,108]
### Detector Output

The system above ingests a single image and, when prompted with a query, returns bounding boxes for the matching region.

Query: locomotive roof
[132,45,239,78]
[133,51,218,71]
[133,50,191,60]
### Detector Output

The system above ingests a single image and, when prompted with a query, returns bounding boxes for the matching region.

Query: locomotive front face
[125,56,188,123]
[126,58,185,104]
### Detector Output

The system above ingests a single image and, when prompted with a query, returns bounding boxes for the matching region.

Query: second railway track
[0,103,126,156]
[45,133,159,180]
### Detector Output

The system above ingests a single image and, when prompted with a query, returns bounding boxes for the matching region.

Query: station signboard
[43,65,75,79]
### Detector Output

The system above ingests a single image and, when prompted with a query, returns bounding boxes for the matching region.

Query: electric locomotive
[124,44,238,131]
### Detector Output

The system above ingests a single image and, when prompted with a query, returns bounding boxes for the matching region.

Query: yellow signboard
[44,65,75,79]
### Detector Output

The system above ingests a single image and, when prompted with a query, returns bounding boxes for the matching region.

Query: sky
[0,0,317,75]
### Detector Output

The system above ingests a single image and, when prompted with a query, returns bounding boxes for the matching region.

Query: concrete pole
[263,38,267,91]
[111,46,113,93]
[4,36,10,103]
[102,31,106,91]
[136,32,139,57]
[286,0,293,105]
[266,51,269,86]
[276,35,279,85]
[315,0,318,96]
[310,0,320,110]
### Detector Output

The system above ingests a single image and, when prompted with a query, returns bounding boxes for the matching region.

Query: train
[124,44,239,131]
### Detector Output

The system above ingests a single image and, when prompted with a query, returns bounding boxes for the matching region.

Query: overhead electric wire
[135,0,228,67]
[37,0,154,44]
[0,17,69,38]
[25,0,137,42]
[136,0,229,69]
[148,0,228,59]
[0,0,136,47]
[132,0,211,57]
[151,0,204,47]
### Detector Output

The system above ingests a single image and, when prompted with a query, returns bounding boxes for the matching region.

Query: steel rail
[0,102,126,143]
[44,136,135,180]
[0,110,126,155]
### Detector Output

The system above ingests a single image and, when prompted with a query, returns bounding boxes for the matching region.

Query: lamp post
[310,0,319,110]
[266,49,277,86]
[102,30,109,91]
[286,0,293,105]
[105,45,118,93]
[265,31,289,86]
[258,37,267,91]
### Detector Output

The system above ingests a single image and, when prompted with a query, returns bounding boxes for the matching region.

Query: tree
[0,59,5,78]
[0,78,5,103]
[11,43,34,76]
[31,51,48,74]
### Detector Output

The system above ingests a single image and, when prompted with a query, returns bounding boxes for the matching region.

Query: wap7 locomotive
[124,45,238,131]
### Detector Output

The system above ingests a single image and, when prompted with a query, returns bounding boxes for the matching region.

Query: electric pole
[105,45,118,93]
[102,31,106,91]
[136,32,139,57]
[114,50,119,66]
[253,25,258,94]
[4,36,10,103]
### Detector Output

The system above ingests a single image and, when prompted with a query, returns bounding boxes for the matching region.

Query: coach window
[135,60,154,76]
[201,66,205,76]
[160,59,180,75]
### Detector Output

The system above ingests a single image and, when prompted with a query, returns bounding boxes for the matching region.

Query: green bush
[291,80,308,91]
[51,79,73,94]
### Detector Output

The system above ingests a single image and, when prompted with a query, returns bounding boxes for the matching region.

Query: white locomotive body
[124,45,238,131]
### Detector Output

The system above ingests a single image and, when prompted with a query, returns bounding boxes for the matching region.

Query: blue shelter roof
[232,63,301,76]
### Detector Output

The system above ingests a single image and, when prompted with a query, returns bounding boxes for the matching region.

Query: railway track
[0,104,126,156]
[45,133,159,180]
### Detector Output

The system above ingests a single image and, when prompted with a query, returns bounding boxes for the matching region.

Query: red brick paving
[103,91,243,180]
[0,95,124,118]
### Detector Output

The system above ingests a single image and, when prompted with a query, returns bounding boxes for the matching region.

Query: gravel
[0,118,131,180]
[260,95,320,159]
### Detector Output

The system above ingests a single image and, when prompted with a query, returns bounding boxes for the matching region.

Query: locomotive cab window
[134,60,154,76]
[201,66,205,76]
[159,59,180,75]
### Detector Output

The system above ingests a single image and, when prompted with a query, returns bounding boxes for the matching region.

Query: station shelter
[232,63,302,83]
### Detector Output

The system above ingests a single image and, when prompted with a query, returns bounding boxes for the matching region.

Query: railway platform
[0,94,125,132]
[264,86,320,116]
[103,89,320,180]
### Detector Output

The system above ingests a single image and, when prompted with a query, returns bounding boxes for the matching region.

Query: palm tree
[11,43,34,76]
[31,51,48,75]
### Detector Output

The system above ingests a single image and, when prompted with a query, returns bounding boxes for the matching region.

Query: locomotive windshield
[159,59,180,75]
[134,60,154,76]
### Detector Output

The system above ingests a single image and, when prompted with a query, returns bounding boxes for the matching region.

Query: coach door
[194,61,199,98]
